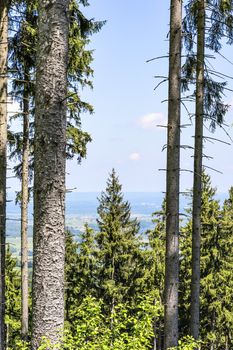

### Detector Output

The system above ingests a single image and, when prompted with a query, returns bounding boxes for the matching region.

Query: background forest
[0,0,233,350]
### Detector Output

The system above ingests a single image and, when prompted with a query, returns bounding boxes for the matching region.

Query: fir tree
[96,169,141,315]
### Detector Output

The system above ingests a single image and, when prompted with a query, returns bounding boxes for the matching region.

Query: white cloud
[138,112,167,129]
[7,99,20,116]
[129,152,141,161]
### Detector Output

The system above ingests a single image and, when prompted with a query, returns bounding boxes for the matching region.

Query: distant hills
[6,190,227,239]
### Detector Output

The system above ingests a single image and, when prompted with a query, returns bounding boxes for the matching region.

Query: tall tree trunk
[190,0,205,340]
[21,70,29,341]
[164,0,182,349]
[0,2,7,349]
[31,0,69,348]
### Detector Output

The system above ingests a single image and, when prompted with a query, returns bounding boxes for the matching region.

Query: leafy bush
[16,295,160,350]
[169,336,201,350]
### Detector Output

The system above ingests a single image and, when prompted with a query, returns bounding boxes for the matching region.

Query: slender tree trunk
[31,0,69,348]
[110,255,115,330]
[153,319,157,350]
[164,0,182,349]
[158,321,162,350]
[190,0,205,340]
[225,335,229,350]
[0,3,7,349]
[21,70,29,340]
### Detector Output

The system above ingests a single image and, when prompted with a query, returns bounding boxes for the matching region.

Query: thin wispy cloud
[138,113,167,129]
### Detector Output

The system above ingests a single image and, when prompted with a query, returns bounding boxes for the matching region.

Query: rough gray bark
[164,0,182,348]
[31,0,69,348]
[190,0,206,340]
[0,3,7,349]
[21,72,29,340]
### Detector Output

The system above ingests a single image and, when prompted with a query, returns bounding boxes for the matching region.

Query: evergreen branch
[146,55,169,63]
[180,100,193,120]
[202,136,231,145]
[180,145,195,150]
[154,75,168,79]
[208,69,233,80]
[216,50,233,66]
[202,165,223,174]
[156,125,168,128]
[154,79,168,91]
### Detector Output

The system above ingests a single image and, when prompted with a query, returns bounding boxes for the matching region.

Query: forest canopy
[0,1,233,350]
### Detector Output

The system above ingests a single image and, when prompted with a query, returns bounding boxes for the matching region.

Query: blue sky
[66,0,233,193]
[8,1,233,194]
[66,0,170,192]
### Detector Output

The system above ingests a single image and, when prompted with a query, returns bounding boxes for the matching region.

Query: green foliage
[14,340,30,350]
[180,173,233,349]
[183,0,233,52]
[182,0,231,131]
[16,296,158,349]
[65,226,97,324]
[51,296,158,350]
[5,246,21,349]
[66,125,92,163]
[64,171,158,347]
[143,200,166,347]
[96,169,144,310]
[66,0,105,161]
[169,336,200,350]
[8,0,105,183]
[9,171,233,349]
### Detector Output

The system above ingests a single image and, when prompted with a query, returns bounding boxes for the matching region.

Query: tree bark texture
[164,0,182,349]
[0,2,7,349]
[190,0,205,340]
[21,71,29,340]
[31,0,69,348]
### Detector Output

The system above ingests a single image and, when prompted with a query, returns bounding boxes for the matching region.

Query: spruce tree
[210,187,233,349]
[96,169,140,315]
[198,174,221,348]
[65,225,96,325]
